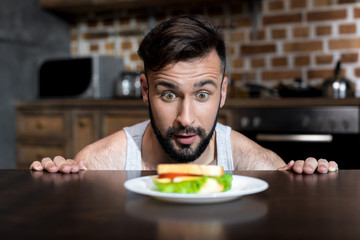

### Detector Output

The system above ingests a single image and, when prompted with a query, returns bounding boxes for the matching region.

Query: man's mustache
[167,126,205,136]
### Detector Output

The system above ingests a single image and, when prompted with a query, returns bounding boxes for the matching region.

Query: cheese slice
[172,176,202,183]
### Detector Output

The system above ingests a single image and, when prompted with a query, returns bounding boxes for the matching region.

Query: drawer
[17,111,66,138]
[102,110,149,137]
[17,143,66,169]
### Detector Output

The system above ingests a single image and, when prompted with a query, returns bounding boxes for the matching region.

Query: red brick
[232,59,245,68]
[90,44,99,52]
[263,13,302,25]
[105,42,115,51]
[130,53,141,61]
[262,70,301,81]
[241,44,276,55]
[268,1,284,11]
[272,29,287,39]
[315,55,333,64]
[122,41,132,50]
[231,32,245,42]
[307,69,334,80]
[283,41,323,52]
[293,27,309,38]
[355,68,360,78]
[307,9,347,22]
[313,0,332,7]
[250,30,266,40]
[329,38,360,50]
[294,55,310,66]
[354,8,360,18]
[251,58,265,68]
[290,0,307,9]
[341,53,359,63]
[339,24,356,34]
[316,25,332,36]
[272,57,288,67]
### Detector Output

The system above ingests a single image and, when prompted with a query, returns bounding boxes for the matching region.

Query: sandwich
[152,164,232,194]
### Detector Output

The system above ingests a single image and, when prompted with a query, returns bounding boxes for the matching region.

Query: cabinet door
[71,111,100,155]
[102,110,149,137]
[17,142,66,169]
[16,110,67,139]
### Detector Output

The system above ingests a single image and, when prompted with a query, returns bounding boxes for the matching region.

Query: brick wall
[71,0,360,96]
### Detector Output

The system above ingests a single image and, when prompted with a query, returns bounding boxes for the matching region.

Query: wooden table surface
[0,170,359,239]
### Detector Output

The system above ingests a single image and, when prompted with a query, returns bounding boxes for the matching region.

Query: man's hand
[278,157,338,174]
[30,156,86,173]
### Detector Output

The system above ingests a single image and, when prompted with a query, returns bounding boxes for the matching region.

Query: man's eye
[197,92,209,100]
[162,92,176,100]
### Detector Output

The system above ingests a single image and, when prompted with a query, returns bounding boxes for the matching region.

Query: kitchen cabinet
[18,97,360,169]
[15,99,232,168]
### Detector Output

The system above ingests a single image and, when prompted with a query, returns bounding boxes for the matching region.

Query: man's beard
[149,104,219,163]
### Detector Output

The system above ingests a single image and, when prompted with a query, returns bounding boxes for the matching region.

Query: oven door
[242,132,360,169]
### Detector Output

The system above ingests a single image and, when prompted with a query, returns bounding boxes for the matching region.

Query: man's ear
[140,73,149,105]
[220,76,228,108]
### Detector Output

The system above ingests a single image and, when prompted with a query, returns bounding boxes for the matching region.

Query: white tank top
[123,120,234,170]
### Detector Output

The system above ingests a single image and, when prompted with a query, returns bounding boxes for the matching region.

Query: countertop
[0,169,359,239]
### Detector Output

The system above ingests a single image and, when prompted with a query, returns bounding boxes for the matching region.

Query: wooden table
[0,170,359,239]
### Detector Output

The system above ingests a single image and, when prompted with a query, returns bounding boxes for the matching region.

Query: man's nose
[176,98,195,127]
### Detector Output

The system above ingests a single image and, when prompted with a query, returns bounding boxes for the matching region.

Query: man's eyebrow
[194,80,218,88]
[154,81,179,89]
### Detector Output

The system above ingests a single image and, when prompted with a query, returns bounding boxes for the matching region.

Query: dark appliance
[233,106,360,169]
[38,56,123,99]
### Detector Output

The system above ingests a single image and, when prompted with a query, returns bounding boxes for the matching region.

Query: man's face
[141,50,228,163]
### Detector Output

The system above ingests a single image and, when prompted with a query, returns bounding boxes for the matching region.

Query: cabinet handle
[36,121,43,130]
[78,120,88,128]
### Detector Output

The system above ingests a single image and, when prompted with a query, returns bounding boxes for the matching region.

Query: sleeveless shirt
[123,120,234,170]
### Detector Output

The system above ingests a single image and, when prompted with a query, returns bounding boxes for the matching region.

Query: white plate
[124,175,268,204]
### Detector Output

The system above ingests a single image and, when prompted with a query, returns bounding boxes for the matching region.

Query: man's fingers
[303,157,317,174]
[41,157,59,173]
[316,158,329,173]
[30,161,43,171]
[52,156,77,173]
[328,161,339,172]
[277,160,294,171]
[65,159,81,173]
[293,160,305,174]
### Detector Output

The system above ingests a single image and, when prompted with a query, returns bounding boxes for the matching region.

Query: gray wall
[0,0,71,168]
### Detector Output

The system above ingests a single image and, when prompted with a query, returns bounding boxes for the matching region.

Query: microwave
[38,56,123,99]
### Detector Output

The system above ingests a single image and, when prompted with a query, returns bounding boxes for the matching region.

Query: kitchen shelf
[39,0,250,15]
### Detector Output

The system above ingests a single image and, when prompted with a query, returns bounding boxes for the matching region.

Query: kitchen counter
[1,169,359,239]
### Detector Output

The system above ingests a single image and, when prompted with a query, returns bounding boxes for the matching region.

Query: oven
[232,106,360,169]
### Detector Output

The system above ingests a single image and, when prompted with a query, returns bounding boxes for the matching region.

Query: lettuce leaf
[153,174,232,193]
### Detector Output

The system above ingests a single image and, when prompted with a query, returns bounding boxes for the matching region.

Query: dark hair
[137,15,226,74]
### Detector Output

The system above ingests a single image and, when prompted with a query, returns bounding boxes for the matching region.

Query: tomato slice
[158,173,201,179]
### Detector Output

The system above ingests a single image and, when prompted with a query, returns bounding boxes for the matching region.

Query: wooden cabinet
[15,99,234,169]
[15,99,149,168]
[16,109,70,169]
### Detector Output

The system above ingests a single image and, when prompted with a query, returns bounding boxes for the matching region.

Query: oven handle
[255,134,333,142]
